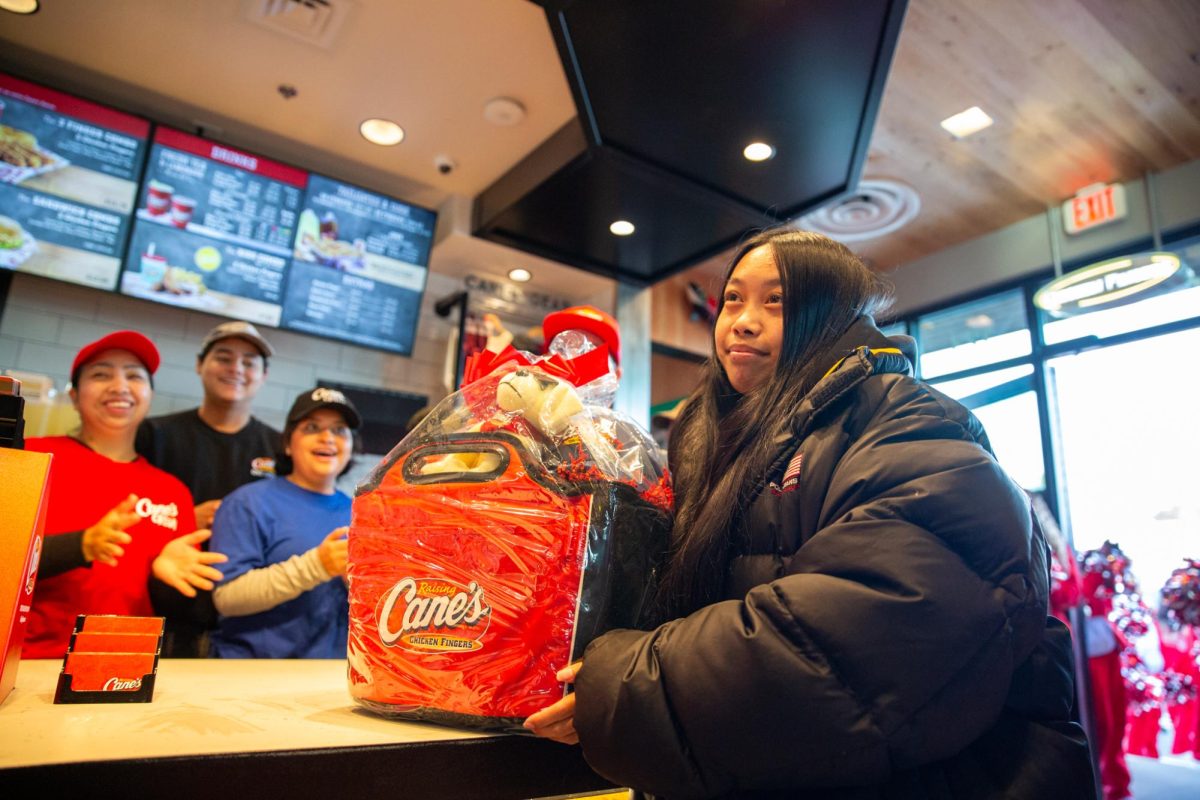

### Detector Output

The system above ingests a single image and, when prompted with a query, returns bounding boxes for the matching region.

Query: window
[888,229,1199,513]
[930,364,1045,491]
[1046,328,1200,606]
[917,289,1031,379]
[1042,283,1200,345]
[884,227,1200,619]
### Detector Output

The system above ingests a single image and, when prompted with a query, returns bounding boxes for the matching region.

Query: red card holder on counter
[54,615,163,704]
[76,615,164,635]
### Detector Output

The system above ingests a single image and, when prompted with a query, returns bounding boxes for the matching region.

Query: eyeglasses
[298,421,352,438]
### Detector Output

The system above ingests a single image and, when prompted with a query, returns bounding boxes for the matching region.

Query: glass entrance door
[1047,327,1200,598]
[1048,326,1200,788]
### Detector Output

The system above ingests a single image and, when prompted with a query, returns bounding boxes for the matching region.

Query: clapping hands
[152,528,228,598]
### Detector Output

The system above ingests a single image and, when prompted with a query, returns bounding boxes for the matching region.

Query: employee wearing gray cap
[136,320,280,657]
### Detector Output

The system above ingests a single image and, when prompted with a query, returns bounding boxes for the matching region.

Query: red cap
[71,331,161,379]
[542,306,621,366]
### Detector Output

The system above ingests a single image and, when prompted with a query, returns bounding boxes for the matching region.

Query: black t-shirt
[136,409,280,657]
[135,410,280,503]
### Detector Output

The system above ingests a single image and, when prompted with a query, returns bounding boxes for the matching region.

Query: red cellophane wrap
[347,349,672,731]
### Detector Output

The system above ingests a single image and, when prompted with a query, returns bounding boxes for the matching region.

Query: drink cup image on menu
[139,242,167,286]
[170,195,196,229]
[121,226,216,307]
[120,219,285,326]
[145,180,173,216]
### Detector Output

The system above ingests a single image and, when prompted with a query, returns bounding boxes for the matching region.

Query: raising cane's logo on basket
[375,577,492,653]
[103,676,143,692]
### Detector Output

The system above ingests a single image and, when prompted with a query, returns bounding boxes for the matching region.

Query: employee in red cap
[23,330,229,659]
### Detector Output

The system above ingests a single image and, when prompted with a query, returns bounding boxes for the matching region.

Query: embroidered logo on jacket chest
[769,451,804,495]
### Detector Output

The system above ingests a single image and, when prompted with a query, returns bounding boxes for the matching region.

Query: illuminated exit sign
[1063,182,1127,235]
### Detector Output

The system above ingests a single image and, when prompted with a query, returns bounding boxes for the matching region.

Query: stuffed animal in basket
[417,366,586,476]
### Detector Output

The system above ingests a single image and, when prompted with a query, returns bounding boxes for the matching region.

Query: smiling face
[285,408,353,494]
[715,244,785,394]
[197,337,266,406]
[70,348,153,436]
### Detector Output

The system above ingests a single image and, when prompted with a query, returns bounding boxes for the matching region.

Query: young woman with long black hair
[525,228,1096,798]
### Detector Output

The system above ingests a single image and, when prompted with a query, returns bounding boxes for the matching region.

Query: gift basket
[347,343,672,731]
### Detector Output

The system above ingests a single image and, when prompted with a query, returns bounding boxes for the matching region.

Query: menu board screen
[280,174,435,355]
[0,72,149,289]
[119,127,306,326]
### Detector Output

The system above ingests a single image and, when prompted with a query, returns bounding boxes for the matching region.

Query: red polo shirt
[23,437,196,658]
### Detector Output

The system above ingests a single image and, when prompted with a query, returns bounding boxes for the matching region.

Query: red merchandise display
[346,352,671,731]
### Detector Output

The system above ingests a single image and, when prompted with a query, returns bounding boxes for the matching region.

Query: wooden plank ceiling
[679,0,1200,282]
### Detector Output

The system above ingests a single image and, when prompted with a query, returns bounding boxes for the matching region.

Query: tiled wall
[0,271,463,432]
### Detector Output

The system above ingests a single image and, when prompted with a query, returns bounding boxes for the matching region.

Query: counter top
[0,658,610,799]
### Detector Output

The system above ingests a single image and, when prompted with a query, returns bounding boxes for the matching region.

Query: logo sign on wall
[1063,182,1127,235]
[1033,252,1191,317]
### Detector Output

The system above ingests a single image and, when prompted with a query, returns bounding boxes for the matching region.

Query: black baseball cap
[286,387,362,430]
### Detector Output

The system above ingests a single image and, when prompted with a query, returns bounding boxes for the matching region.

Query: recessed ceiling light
[0,0,39,13]
[359,118,405,146]
[609,220,635,236]
[940,106,993,138]
[743,142,775,162]
[507,268,532,283]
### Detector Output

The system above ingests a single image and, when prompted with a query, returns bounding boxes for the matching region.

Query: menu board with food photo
[121,221,289,325]
[120,128,306,324]
[280,174,435,354]
[0,72,149,288]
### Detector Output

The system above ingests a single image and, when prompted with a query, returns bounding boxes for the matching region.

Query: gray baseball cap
[199,320,275,359]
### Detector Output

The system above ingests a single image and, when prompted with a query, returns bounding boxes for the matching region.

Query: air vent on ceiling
[243,0,351,49]
[794,179,921,243]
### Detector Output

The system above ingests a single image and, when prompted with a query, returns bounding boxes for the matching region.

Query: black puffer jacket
[574,320,1095,799]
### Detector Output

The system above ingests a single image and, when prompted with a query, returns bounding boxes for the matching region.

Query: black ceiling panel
[480,141,773,281]
[476,0,908,285]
